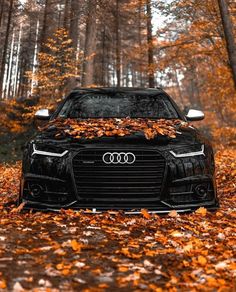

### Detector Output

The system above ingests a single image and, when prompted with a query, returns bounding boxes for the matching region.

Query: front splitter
[22,199,219,214]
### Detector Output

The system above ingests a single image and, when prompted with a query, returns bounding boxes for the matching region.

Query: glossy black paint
[19,88,219,212]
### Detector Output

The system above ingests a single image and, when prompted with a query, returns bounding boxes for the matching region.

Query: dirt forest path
[0,149,235,291]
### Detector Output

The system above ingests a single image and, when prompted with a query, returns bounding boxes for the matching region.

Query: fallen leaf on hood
[41,118,184,140]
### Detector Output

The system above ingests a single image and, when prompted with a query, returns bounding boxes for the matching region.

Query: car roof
[71,87,165,95]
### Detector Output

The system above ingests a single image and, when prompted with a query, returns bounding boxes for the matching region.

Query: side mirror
[186,109,205,121]
[35,109,51,120]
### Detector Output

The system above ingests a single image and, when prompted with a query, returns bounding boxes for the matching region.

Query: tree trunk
[40,0,54,52]
[138,0,144,87]
[218,0,236,88]
[0,0,4,28]
[63,0,71,30]
[82,0,97,87]
[146,0,155,88]
[106,48,110,86]
[115,0,121,87]
[174,67,184,107]
[0,0,14,98]
[69,0,79,50]
[101,26,106,86]
[30,20,39,95]
[5,31,15,99]
[13,24,22,97]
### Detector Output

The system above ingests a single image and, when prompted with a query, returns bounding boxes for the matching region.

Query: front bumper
[19,147,219,212]
[20,176,219,214]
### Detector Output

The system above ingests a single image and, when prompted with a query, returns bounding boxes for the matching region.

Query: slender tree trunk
[40,0,54,52]
[5,31,15,99]
[58,6,62,29]
[138,0,143,87]
[69,0,79,50]
[132,66,136,87]
[115,0,121,87]
[13,24,22,96]
[174,67,184,107]
[63,0,71,30]
[123,65,127,86]
[62,0,80,91]
[112,63,116,86]
[106,47,110,86]
[31,20,39,94]
[0,0,4,28]
[82,0,97,87]
[146,0,155,88]
[100,25,106,86]
[0,0,14,98]
[218,0,236,88]
[17,58,25,98]
[186,63,202,108]
[40,0,49,50]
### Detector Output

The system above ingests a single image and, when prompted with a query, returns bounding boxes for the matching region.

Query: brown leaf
[10,202,25,213]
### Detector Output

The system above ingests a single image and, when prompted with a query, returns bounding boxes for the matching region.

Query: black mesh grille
[72,149,166,202]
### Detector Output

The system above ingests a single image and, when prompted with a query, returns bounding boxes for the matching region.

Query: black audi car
[19,87,218,213]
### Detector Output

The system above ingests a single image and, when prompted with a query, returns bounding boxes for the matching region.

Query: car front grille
[72,149,166,202]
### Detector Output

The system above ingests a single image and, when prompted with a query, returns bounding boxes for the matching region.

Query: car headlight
[170,145,205,158]
[32,144,68,157]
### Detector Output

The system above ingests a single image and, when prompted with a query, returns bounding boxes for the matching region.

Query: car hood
[32,125,204,151]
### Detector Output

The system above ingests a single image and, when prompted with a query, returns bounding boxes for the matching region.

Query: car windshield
[57,93,179,119]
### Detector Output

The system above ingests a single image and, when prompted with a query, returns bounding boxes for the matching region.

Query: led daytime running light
[170,145,205,158]
[32,144,68,157]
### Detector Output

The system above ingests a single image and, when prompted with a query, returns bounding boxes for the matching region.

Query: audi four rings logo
[102,152,136,165]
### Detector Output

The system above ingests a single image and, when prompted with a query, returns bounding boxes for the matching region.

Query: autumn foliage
[26,28,79,99]
[42,118,188,140]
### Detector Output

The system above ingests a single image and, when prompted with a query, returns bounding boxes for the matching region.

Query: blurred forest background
[0,0,235,161]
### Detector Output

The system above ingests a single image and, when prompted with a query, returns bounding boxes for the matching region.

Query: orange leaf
[99,283,109,289]
[195,207,207,216]
[62,269,70,276]
[141,209,151,219]
[10,202,25,213]
[118,266,129,272]
[198,255,207,266]
[0,280,6,289]
[71,240,82,252]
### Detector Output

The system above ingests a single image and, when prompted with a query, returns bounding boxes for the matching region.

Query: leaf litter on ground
[0,149,235,291]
